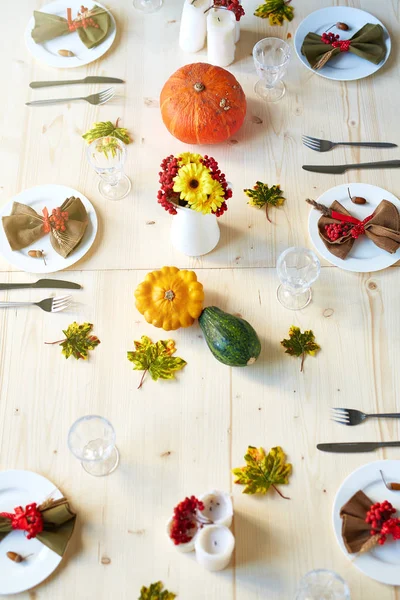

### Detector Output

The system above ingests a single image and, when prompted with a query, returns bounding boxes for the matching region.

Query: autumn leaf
[254,0,294,24]
[138,581,176,600]
[232,446,292,499]
[244,182,285,222]
[127,336,187,389]
[45,322,100,360]
[82,119,132,158]
[281,326,320,372]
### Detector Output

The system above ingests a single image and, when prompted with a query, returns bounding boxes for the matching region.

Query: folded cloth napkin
[340,490,372,553]
[316,199,400,260]
[301,23,387,70]
[31,5,111,49]
[2,196,89,259]
[0,498,76,557]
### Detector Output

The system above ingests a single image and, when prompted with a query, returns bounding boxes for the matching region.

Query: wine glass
[68,415,120,477]
[295,570,351,600]
[86,136,131,201]
[253,37,291,102]
[132,0,163,13]
[276,247,320,310]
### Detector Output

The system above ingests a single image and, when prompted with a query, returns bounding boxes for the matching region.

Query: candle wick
[217,16,220,21]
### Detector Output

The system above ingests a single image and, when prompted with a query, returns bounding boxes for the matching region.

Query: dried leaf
[281,326,320,372]
[139,581,176,600]
[46,322,100,360]
[244,182,285,222]
[127,336,187,389]
[254,0,294,24]
[232,446,292,499]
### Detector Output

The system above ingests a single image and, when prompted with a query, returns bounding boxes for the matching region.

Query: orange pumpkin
[160,63,247,145]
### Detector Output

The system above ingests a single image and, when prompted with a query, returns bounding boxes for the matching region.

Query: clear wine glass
[253,37,291,102]
[86,136,131,201]
[68,415,120,477]
[132,0,163,13]
[276,247,320,310]
[295,570,351,600]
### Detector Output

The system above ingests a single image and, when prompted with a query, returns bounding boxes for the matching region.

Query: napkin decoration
[0,498,76,557]
[301,23,387,70]
[340,490,373,553]
[31,5,111,49]
[306,198,400,260]
[2,196,89,259]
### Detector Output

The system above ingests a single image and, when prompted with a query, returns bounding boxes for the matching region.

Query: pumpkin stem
[194,82,205,93]
[165,290,175,301]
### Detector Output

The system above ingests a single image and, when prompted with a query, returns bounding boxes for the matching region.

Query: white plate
[0,470,64,595]
[308,183,400,272]
[25,0,116,69]
[294,7,390,81]
[333,460,400,586]
[0,184,98,274]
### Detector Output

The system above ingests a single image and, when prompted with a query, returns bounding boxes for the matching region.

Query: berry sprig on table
[204,0,245,22]
[365,501,400,546]
[169,496,205,545]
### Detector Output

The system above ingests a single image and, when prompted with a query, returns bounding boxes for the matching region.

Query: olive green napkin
[0,498,76,557]
[340,490,372,554]
[2,196,89,259]
[301,23,387,70]
[31,6,111,49]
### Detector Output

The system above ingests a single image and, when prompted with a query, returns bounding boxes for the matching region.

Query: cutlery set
[302,135,398,173]
[26,76,124,107]
[0,279,80,313]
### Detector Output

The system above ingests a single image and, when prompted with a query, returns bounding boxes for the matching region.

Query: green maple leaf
[138,581,176,600]
[127,336,187,389]
[46,322,100,360]
[280,326,320,372]
[254,0,294,24]
[244,182,285,222]
[232,446,292,499]
[82,119,132,158]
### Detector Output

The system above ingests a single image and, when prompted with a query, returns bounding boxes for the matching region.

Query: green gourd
[199,306,261,367]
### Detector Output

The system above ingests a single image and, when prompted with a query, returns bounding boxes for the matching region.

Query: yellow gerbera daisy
[178,152,202,165]
[173,163,213,204]
[188,179,225,214]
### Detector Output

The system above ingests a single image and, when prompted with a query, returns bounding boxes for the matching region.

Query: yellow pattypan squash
[134,266,204,331]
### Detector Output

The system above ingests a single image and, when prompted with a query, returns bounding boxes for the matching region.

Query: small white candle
[179,0,210,54]
[234,19,240,43]
[199,490,233,528]
[207,9,236,67]
[195,525,235,571]
[166,516,198,553]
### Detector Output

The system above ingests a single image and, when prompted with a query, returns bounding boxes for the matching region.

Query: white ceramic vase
[170,206,220,256]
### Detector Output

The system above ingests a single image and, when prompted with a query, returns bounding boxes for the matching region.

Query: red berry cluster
[321,32,340,45]
[324,221,352,241]
[50,207,69,232]
[169,496,205,545]
[350,215,373,239]
[211,0,245,21]
[366,501,399,545]
[201,155,232,217]
[332,39,351,52]
[157,155,180,215]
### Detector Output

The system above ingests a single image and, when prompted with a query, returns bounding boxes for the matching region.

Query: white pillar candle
[166,516,198,553]
[195,525,235,571]
[199,490,233,528]
[179,0,210,54]
[207,9,236,68]
[234,19,240,43]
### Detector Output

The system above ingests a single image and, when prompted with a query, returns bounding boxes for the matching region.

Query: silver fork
[26,87,115,107]
[0,295,72,313]
[331,407,400,426]
[302,135,397,153]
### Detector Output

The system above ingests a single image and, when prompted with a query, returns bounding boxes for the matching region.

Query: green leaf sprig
[139,581,176,600]
[281,326,320,372]
[244,182,285,222]
[82,119,132,158]
[127,336,187,389]
[254,0,294,24]
[232,446,292,499]
[45,322,100,360]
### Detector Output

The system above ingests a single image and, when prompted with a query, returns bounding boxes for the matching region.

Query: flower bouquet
[157,152,232,256]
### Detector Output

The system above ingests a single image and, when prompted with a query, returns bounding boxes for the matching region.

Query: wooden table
[1,0,400,598]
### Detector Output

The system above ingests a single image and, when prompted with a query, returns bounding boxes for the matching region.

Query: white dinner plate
[294,6,391,81]
[333,460,400,586]
[25,0,116,69]
[0,470,64,595]
[0,184,98,274]
[308,183,400,272]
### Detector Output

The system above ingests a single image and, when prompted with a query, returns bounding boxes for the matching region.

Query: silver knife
[303,159,400,175]
[317,442,400,453]
[30,76,124,89]
[0,279,81,290]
